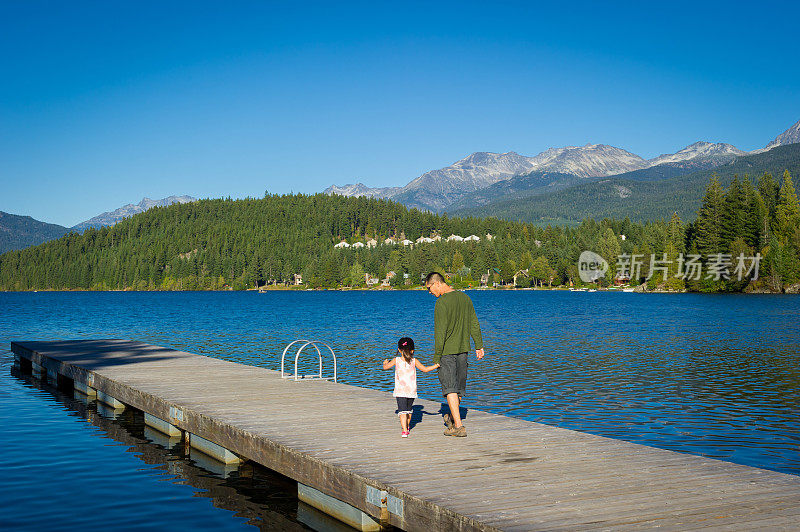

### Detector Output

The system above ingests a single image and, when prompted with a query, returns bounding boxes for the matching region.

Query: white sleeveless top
[393,356,417,398]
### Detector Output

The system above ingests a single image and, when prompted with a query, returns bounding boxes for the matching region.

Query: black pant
[396,396,414,415]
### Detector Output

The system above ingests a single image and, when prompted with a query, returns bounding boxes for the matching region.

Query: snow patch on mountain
[649,141,746,166]
[323,183,401,199]
[762,118,800,152]
[73,195,197,231]
[326,145,651,211]
[526,144,648,178]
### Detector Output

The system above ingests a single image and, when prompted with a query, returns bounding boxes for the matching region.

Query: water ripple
[2,290,799,482]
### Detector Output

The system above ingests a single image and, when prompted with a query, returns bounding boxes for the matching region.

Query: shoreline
[2,285,797,294]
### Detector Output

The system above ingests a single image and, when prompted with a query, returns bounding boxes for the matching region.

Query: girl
[382,337,439,437]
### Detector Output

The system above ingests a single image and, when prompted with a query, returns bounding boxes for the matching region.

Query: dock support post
[47,367,58,382]
[188,448,240,478]
[298,484,381,532]
[96,402,123,419]
[188,433,241,465]
[97,390,125,410]
[144,413,182,437]
[74,381,97,397]
[31,361,44,378]
[143,426,181,450]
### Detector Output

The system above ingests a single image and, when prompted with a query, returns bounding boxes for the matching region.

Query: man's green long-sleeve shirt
[433,290,483,364]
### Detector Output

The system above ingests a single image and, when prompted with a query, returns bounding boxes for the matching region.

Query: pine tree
[758,172,780,219]
[721,175,747,249]
[774,170,800,245]
[349,262,365,287]
[740,177,762,248]
[667,212,685,253]
[694,175,726,256]
[597,227,621,283]
[451,250,465,273]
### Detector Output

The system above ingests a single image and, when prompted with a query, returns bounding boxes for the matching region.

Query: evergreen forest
[1,170,798,293]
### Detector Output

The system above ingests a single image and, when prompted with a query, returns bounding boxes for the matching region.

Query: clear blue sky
[1,1,798,227]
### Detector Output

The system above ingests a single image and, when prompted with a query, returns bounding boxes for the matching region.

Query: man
[425,271,484,437]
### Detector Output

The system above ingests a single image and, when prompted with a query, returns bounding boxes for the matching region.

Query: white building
[334,241,350,249]
[464,235,480,242]
[416,236,434,244]
[352,241,365,248]
[400,239,414,246]
[447,234,464,242]
[384,237,396,245]
[366,239,378,248]
[485,233,494,241]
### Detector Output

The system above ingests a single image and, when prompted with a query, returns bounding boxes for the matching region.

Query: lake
[1,290,799,530]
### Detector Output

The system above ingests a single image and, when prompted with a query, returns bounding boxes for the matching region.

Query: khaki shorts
[437,352,468,397]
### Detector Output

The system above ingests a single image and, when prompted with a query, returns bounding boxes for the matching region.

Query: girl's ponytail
[397,337,415,363]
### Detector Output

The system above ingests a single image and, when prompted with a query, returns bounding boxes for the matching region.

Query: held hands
[476,348,484,360]
[422,362,440,373]
[415,359,440,372]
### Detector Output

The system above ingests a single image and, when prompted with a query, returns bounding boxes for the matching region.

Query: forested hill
[2,175,797,293]
[0,211,69,254]
[0,194,514,290]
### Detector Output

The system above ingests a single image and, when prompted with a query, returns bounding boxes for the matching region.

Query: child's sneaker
[401,431,409,438]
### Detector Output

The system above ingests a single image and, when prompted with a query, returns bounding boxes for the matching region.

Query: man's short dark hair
[425,271,445,286]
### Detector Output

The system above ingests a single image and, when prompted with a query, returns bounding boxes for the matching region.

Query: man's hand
[476,348,484,360]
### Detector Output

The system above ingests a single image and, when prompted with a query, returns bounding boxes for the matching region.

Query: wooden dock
[11,339,800,531]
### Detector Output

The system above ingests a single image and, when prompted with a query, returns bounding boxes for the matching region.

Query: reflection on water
[0,362,329,531]
[2,290,799,484]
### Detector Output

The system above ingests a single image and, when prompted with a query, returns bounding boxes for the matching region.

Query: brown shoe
[443,413,455,430]
[444,425,466,437]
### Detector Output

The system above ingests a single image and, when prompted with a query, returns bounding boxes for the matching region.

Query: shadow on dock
[11,339,189,368]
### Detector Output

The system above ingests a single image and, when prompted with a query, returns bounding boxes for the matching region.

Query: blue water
[0,365,308,530]
[2,290,799,529]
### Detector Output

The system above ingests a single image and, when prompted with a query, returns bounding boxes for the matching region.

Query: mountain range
[0,195,197,254]
[451,143,800,225]
[2,118,799,255]
[324,118,800,214]
[71,195,197,231]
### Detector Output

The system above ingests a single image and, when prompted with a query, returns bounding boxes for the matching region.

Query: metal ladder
[280,340,337,382]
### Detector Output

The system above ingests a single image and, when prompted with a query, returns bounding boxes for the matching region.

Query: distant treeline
[0,170,798,292]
